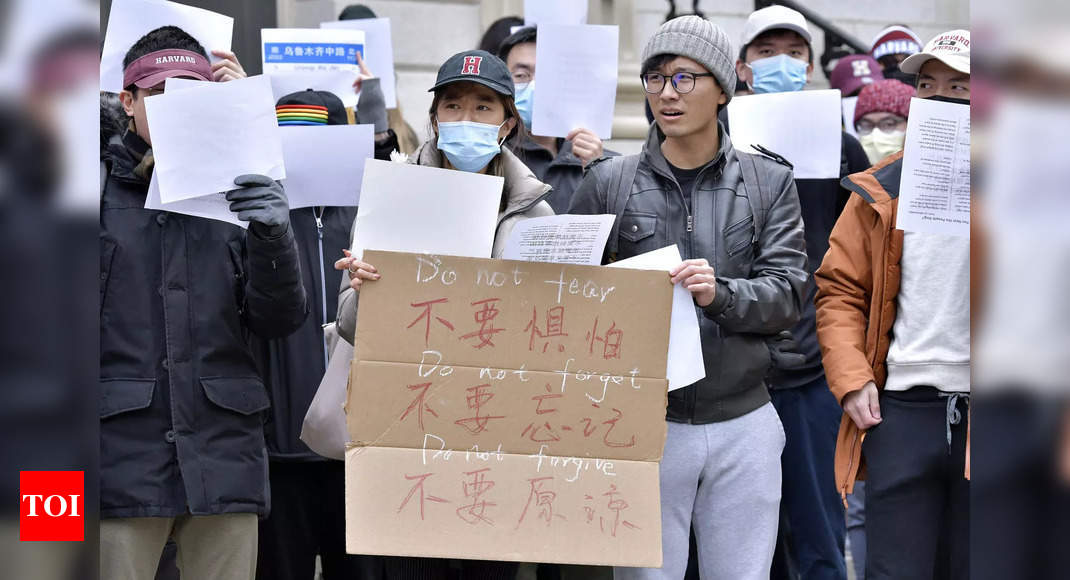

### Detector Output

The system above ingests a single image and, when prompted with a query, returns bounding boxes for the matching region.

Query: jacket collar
[411,140,552,222]
[641,121,734,183]
[840,152,903,204]
[105,129,153,184]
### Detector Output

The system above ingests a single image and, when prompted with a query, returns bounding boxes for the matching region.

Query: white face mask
[859,128,906,165]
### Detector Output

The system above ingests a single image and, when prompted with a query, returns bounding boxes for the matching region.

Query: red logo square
[461,55,483,75]
[20,471,84,541]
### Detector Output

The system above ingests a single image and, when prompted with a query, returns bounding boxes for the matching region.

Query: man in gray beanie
[570,15,807,580]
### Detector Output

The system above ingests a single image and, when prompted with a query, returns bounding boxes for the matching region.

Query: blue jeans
[770,376,847,580]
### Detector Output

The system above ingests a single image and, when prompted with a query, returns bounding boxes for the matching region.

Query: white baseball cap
[741,5,812,49]
[899,29,971,75]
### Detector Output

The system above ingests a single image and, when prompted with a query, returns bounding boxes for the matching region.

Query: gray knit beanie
[641,15,737,103]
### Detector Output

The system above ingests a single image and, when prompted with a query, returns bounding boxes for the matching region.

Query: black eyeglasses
[641,72,716,94]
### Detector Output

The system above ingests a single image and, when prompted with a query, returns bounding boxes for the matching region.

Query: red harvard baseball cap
[122,49,212,90]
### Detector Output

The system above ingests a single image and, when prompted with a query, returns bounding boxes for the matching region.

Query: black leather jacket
[569,124,807,424]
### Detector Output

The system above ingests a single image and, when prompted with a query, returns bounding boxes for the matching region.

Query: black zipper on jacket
[663,160,723,424]
[314,206,329,369]
[665,174,698,422]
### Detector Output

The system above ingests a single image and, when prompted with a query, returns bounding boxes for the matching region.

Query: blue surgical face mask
[437,120,507,173]
[748,54,808,94]
[514,81,534,129]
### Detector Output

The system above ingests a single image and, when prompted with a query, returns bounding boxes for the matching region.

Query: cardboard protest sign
[346,250,673,566]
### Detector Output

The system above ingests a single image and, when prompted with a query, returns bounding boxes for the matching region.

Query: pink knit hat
[854,79,916,123]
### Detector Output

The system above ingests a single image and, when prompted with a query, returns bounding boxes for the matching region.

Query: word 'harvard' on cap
[899,29,970,75]
[123,49,212,90]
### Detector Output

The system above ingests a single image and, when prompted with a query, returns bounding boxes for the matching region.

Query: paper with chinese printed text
[896,97,971,237]
[502,214,615,265]
[261,28,365,77]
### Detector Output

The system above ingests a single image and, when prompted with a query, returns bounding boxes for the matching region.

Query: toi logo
[20,471,84,541]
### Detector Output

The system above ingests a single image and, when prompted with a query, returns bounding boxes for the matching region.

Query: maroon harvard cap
[122,49,212,90]
[829,55,884,97]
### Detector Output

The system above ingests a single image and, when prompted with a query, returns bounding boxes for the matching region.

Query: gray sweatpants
[616,402,785,580]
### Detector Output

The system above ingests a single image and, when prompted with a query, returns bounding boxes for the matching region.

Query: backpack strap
[737,152,767,243]
[738,146,791,242]
[604,153,641,258]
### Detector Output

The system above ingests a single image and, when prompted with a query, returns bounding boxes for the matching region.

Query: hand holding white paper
[100,0,233,94]
[532,24,618,139]
[609,245,706,391]
[321,18,398,109]
[144,75,285,204]
[145,172,247,228]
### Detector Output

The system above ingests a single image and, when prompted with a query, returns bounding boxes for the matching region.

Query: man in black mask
[815,29,971,580]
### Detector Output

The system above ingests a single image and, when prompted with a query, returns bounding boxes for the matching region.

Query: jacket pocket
[226,239,248,315]
[201,377,271,415]
[100,378,155,419]
[723,215,754,258]
[619,212,657,243]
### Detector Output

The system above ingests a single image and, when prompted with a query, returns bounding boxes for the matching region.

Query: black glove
[225,174,290,238]
[356,77,389,133]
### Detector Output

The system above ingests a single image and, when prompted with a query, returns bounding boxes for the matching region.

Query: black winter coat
[250,205,356,461]
[100,130,308,518]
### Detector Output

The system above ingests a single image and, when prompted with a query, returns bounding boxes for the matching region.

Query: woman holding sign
[334,49,553,336]
[331,50,552,580]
